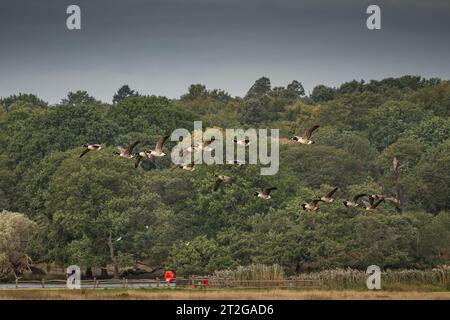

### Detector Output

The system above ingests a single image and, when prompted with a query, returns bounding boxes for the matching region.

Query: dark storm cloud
[0,0,449,103]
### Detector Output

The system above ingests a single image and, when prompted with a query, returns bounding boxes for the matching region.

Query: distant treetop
[113,85,140,104]
[0,93,48,111]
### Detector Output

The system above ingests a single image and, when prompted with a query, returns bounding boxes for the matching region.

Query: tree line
[0,75,449,279]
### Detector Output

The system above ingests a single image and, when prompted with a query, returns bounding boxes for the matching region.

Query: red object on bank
[202,279,209,285]
[164,270,175,283]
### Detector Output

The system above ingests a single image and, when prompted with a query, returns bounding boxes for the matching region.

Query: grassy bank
[0,288,449,300]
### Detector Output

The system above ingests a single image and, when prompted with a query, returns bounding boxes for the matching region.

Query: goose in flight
[317,187,338,203]
[147,135,169,157]
[343,193,367,208]
[361,195,384,211]
[302,198,323,211]
[291,125,320,144]
[254,187,277,200]
[172,163,196,172]
[372,192,403,212]
[185,137,216,153]
[227,160,245,167]
[79,144,102,158]
[233,138,251,147]
[213,175,235,191]
[133,151,154,169]
[114,141,140,159]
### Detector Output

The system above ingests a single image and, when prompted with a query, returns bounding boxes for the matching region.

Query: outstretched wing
[303,125,320,140]
[126,141,140,154]
[203,138,215,148]
[326,187,338,198]
[213,178,222,191]
[262,187,277,195]
[372,199,384,209]
[155,135,169,151]
[79,148,90,158]
[362,200,371,208]
[134,155,142,169]
[352,193,367,202]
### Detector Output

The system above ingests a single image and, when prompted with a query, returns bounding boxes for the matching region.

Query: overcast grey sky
[0,0,449,103]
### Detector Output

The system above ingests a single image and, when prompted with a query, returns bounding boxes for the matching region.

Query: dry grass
[0,289,449,300]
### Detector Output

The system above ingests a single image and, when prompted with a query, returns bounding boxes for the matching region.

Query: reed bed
[293,265,450,289]
[210,264,285,287]
[209,264,450,290]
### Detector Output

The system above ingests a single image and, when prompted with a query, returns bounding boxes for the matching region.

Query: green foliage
[113,85,139,104]
[0,210,37,279]
[311,85,335,103]
[167,235,235,275]
[0,76,449,276]
[0,93,47,111]
[245,77,271,99]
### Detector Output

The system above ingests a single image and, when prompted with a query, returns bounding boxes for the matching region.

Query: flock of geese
[79,124,402,213]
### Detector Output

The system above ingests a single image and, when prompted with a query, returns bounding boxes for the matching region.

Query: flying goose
[213,175,235,191]
[172,163,196,172]
[372,192,403,212]
[233,138,251,147]
[343,193,367,208]
[361,195,384,211]
[114,141,140,159]
[384,197,401,207]
[317,187,338,203]
[147,135,169,157]
[183,137,216,153]
[291,125,320,144]
[133,150,154,169]
[227,160,245,167]
[254,187,277,200]
[79,144,102,158]
[302,198,323,211]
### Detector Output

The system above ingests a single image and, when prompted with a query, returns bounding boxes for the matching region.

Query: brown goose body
[213,175,235,191]
[302,198,322,211]
[291,125,320,145]
[318,187,338,203]
[254,187,277,200]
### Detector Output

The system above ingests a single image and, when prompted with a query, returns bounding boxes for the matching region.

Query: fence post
[122,277,125,288]
[15,278,18,289]
[126,278,128,289]
[42,278,45,288]
[156,277,160,288]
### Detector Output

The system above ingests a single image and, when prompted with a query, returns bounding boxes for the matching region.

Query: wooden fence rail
[2,277,322,289]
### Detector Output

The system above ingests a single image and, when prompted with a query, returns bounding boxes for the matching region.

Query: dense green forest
[0,76,449,279]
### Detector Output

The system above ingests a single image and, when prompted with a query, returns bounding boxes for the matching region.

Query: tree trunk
[101,267,108,279]
[85,267,93,279]
[108,232,119,279]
